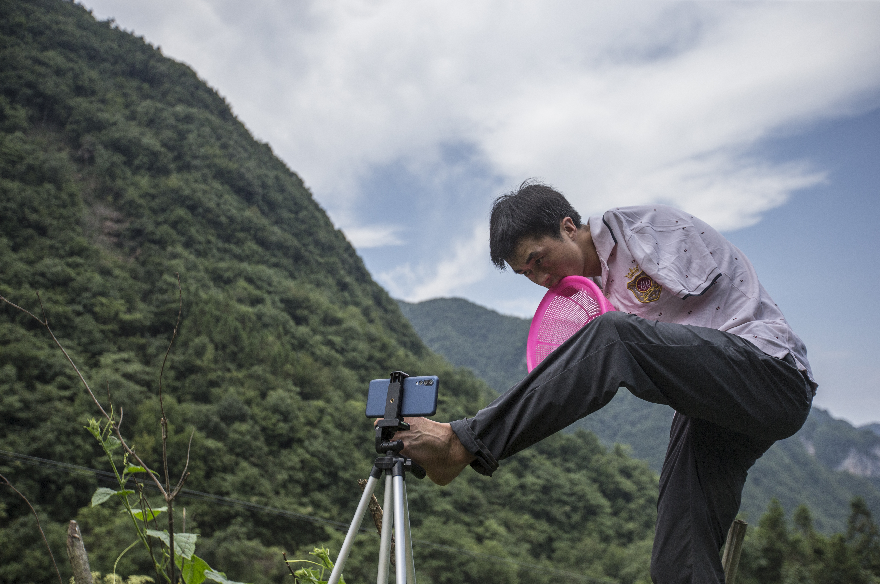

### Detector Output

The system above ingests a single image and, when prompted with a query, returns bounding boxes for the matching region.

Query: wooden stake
[67,520,94,584]
[722,519,747,584]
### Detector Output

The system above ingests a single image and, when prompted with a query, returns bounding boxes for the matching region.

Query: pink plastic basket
[526,276,615,372]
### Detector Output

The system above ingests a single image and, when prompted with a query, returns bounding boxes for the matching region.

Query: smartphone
[365,375,439,418]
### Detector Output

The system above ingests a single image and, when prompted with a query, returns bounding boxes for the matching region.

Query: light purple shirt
[589,205,816,387]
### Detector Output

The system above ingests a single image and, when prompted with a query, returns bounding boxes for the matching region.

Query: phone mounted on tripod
[367,371,439,455]
[327,371,440,583]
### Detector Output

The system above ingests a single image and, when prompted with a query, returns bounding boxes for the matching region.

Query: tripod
[328,372,426,584]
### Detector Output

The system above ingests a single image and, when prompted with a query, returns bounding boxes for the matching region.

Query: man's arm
[396,418,475,486]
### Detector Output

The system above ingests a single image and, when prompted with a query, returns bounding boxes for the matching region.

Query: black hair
[489,180,582,270]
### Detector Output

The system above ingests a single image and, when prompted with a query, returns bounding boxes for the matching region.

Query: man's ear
[560,216,578,238]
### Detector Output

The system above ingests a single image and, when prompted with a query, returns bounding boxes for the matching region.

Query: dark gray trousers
[450,311,813,584]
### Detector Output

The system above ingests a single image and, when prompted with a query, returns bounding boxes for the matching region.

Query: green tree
[813,534,871,584]
[847,496,880,578]
[754,499,790,584]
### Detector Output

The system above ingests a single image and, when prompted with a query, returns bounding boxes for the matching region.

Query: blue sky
[79,1,880,426]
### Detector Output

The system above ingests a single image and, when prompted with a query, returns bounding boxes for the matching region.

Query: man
[395,182,817,583]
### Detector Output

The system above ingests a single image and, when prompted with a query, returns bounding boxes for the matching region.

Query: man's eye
[535,258,542,266]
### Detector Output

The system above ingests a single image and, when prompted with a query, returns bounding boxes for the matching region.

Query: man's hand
[394,418,475,486]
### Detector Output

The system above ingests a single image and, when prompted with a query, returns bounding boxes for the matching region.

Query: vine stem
[2,276,194,584]
[159,273,184,584]
[0,473,63,584]
[0,293,169,498]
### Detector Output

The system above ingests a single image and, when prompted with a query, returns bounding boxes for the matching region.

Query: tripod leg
[392,463,410,583]
[376,473,394,584]
[401,477,417,584]
[328,467,381,584]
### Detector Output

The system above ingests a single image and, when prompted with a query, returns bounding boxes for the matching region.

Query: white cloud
[620,153,828,231]
[83,0,880,279]
[378,222,489,302]
[342,225,403,249]
[83,2,880,226]
[470,3,880,226]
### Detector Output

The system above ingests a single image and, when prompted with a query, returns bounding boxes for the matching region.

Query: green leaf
[145,529,166,544]
[204,569,249,584]
[91,487,117,506]
[91,487,133,506]
[145,530,198,559]
[292,565,334,584]
[105,435,122,450]
[85,419,102,441]
[174,532,198,559]
[176,553,211,584]
[310,547,336,570]
[287,548,343,584]
[129,506,166,521]
[123,463,155,478]
[291,567,324,584]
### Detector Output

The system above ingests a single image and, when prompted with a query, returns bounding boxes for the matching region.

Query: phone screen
[365,376,439,417]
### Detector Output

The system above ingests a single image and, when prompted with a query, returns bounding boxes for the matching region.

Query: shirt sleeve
[607,207,721,299]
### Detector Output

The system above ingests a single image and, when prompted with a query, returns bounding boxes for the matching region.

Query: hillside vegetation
[0,2,661,583]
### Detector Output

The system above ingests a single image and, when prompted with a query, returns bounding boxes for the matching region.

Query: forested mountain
[0,2,662,583]
[397,297,880,534]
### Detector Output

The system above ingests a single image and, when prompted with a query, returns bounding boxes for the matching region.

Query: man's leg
[449,311,812,476]
[650,413,772,584]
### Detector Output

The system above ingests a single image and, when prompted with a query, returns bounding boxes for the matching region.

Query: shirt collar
[589,212,616,273]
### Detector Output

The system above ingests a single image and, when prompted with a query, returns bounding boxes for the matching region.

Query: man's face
[506,219,586,289]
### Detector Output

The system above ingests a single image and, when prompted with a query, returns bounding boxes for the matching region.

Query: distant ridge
[397,297,530,393]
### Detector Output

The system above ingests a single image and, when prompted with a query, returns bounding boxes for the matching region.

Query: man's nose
[528,270,550,288]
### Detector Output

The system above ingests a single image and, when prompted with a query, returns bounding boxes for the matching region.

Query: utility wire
[0,448,619,584]
[0,449,350,529]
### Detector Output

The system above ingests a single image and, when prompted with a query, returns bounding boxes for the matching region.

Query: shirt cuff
[449,418,499,477]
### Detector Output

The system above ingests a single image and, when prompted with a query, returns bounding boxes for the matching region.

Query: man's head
[489,181,582,271]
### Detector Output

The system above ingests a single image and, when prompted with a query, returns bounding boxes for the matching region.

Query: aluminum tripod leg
[377,467,416,583]
[327,467,381,584]
[327,459,418,584]
[391,466,418,583]
[376,474,394,584]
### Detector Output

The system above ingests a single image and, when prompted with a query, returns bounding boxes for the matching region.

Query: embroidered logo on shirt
[626,265,662,303]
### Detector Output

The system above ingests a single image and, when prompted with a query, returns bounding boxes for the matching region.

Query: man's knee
[588,310,664,349]
[590,310,637,339]
[596,309,630,327]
